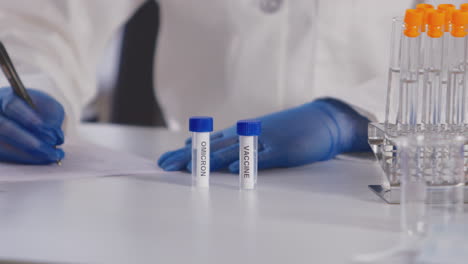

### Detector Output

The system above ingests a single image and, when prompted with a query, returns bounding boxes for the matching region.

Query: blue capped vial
[237,120,261,190]
[190,116,213,187]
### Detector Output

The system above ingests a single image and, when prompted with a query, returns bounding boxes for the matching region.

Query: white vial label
[240,136,257,189]
[192,132,210,187]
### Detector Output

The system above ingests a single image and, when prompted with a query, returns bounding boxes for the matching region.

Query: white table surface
[0,124,405,264]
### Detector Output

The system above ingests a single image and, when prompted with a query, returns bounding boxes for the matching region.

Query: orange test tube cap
[438,4,456,31]
[404,9,423,37]
[416,3,434,10]
[451,10,468,37]
[427,10,445,38]
[438,3,456,13]
[461,3,468,12]
[416,4,434,32]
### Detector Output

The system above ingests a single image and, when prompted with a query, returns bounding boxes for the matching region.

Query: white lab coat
[0,0,422,132]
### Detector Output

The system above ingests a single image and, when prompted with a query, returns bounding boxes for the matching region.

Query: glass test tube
[422,10,445,131]
[397,9,423,133]
[446,10,468,131]
[237,120,261,190]
[189,116,213,188]
[437,4,455,130]
[384,17,404,133]
[416,4,434,70]
[460,3,468,130]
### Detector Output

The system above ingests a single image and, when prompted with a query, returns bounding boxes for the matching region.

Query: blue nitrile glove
[0,87,65,164]
[158,98,371,173]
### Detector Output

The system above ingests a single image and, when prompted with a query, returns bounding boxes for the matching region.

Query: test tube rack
[368,5,468,203]
[368,123,468,204]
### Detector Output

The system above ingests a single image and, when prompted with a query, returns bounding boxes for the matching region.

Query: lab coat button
[259,0,282,14]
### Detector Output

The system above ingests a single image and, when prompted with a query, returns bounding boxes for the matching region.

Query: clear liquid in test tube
[446,10,468,132]
[422,9,445,131]
[384,17,403,133]
[437,4,455,130]
[397,9,423,133]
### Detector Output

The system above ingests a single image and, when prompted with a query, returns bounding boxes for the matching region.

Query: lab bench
[0,124,422,263]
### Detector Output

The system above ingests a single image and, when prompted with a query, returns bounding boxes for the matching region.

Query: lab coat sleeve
[313,0,414,123]
[0,0,145,133]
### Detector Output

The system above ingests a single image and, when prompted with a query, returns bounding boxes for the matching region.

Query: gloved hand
[0,87,65,164]
[158,98,370,173]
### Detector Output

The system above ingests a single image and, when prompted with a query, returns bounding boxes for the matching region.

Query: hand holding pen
[0,41,65,164]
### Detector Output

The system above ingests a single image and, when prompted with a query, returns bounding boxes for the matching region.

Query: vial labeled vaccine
[237,120,262,190]
[189,116,213,188]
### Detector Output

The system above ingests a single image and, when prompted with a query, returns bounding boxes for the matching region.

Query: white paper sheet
[0,140,163,182]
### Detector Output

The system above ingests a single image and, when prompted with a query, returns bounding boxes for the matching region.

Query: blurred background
[85,0,166,127]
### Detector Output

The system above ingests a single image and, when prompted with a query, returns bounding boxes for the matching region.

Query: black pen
[0,41,35,108]
[0,41,61,165]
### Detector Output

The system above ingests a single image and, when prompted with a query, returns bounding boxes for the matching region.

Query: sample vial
[237,120,262,190]
[189,116,213,188]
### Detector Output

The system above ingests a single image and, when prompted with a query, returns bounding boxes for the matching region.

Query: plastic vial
[237,120,262,190]
[189,116,213,188]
